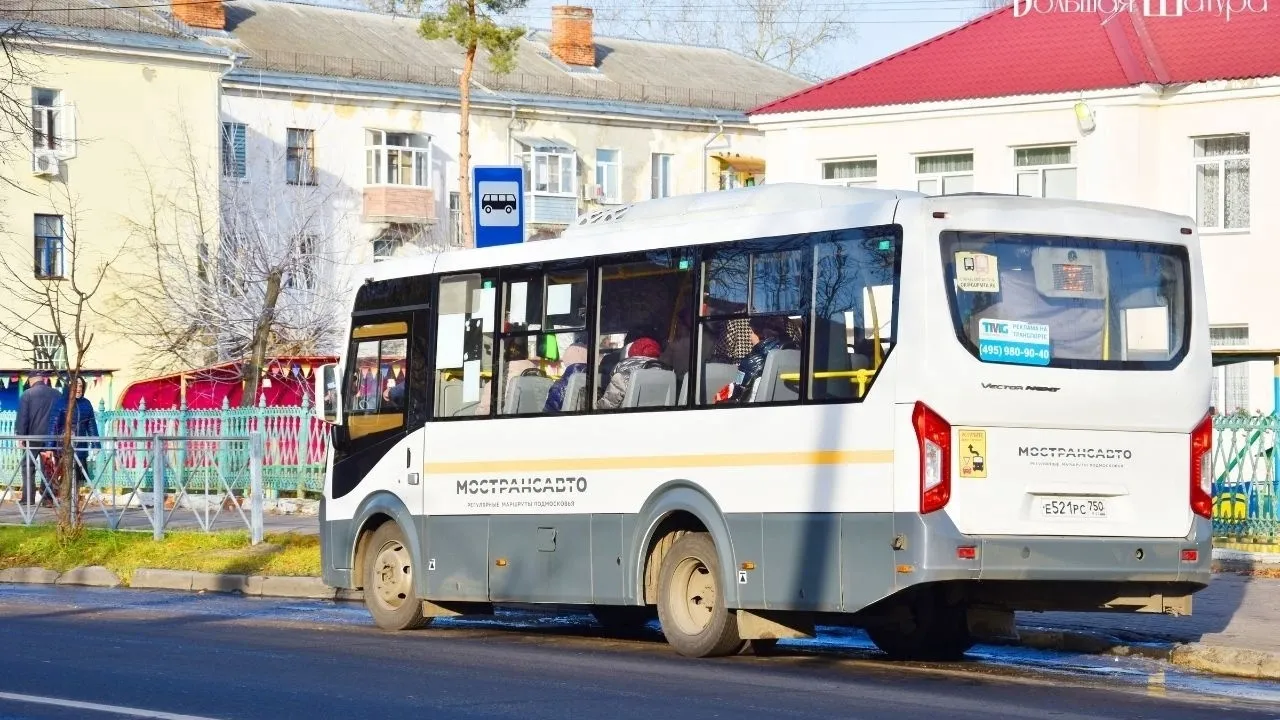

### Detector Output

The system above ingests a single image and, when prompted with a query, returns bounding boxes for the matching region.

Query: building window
[821,158,877,187]
[286,235,317,290]
[34,214,64,279]
[286,128,316,186]
[221,122,246,179]
[365,130,431,187]
[31,332,65,370]
[916,152,973,195]
[449,191,461,245]
[519,142,577,195]
[651,153,673,198]
[1014,145,1075,199]
[31,87,61,152]
[1211,325,1250,414]
[595,148,621,203]
[1194,134,1249,231]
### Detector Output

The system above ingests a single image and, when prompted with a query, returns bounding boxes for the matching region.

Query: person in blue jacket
[47,376,100,501]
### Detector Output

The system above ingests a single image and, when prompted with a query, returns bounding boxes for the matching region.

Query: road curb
[0,565,364,602]
[1007,625,1280,681]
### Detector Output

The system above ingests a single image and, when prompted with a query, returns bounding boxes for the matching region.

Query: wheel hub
[372,541,411,609]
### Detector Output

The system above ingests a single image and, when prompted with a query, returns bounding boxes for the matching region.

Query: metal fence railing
[0,433,266,543]
[1213,413,1280,543]
[0,397,326,496]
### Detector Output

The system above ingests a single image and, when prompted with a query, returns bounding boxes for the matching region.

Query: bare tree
[119,122,352,407]
[0,184,124,541]
[593,0,857,80]
[419,0,527,248]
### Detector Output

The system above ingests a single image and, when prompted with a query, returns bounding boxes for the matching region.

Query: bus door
[333,312,427,515]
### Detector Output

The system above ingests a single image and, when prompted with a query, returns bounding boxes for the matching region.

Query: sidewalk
[1018,572,1280,656]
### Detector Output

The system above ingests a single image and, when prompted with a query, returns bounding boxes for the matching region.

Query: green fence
[1213,413,1280,543]
[0,397,327,496]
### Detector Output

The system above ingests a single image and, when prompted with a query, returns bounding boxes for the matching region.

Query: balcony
[363,186,436,224]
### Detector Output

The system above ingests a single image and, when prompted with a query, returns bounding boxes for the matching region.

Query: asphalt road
[0,586,1276,720]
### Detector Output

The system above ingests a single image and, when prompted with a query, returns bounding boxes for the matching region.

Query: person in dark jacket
[47,376,100,503]
[15,373,59,507]
[543,362,587,413]
[714,316,799,404]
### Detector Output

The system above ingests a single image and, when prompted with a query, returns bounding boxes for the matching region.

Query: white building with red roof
[749,5,1278,414]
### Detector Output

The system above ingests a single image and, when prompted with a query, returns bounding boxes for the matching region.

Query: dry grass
[0,526,321,583]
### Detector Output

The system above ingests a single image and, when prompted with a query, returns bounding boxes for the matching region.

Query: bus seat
[749,349,801,403]
[701,362,737,404]
[504,374,553,415]
[561,371,587,412]
[452,401,479,417]
[435,379,462,417]
[622,367,678,408]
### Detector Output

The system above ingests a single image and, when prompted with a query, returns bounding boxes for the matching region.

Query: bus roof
[359,183,1198,284]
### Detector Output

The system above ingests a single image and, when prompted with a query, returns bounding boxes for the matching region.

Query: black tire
[591,605,655,631]
[483,205,492,213]
[656,532,742,658]
[362,522,431,631]
[865,593,973,661]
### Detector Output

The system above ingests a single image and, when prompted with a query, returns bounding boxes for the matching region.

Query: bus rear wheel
[362,522,431,631]
[656,532,744,658]
[865,592,973,661]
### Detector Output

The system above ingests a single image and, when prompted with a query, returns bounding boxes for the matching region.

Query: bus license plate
[1036,497,1108,518]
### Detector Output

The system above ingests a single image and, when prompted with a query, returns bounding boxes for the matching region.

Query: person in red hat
[595,334,669,410]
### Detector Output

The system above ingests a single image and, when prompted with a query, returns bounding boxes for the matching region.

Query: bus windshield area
[939,231,1190,370]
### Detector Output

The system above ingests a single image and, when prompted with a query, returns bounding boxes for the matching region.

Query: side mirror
[315,363,341,425]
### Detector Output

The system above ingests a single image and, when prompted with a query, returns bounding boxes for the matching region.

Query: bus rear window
[939,231,1190,370]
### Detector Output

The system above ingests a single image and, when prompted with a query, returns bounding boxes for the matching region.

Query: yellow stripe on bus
[423,450,894,474]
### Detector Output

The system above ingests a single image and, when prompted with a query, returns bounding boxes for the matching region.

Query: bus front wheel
[656,532,744,658]
[362,522,431,631]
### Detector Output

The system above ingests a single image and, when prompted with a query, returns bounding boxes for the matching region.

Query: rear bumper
[895,511,1212,591]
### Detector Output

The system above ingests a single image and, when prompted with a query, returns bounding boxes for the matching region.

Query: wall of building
[0,44,225,409]
[755,78,1280,412]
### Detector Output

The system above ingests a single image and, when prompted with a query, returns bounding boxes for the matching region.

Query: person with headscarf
[714,316,800,403]
[596,335,670,411]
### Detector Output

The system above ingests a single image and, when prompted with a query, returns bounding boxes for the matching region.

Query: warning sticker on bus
[955,252,1000,293]
[958,429,987,479]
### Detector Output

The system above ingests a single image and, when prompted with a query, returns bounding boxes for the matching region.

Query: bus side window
[435,273,497,418]
[345,324,409,441]
[809,228,901,402]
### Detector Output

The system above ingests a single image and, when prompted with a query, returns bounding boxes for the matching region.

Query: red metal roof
[750,7,1280,115]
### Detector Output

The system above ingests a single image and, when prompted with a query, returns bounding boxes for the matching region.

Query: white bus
[313,183,1213,660]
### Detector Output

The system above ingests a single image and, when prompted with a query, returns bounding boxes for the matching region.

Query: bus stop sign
[473,165,524,248]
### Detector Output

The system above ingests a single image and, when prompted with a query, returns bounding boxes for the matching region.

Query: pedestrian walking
[47,376,100,505]
[14,373,59,507]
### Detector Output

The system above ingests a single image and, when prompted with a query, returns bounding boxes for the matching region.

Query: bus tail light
[913,402,951,514]
[1190,412,1213,519]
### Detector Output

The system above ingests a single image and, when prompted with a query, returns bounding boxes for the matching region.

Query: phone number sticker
[977,319,1050,366]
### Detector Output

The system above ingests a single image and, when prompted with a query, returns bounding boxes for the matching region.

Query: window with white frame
[31,88,61,152]
[286,235,318,290]
[365,130,431,187]
[595,148,621,203]
[31,332,65,370]
[519,141,577,195]
[449,191,461,245]
[651,153,673,198]
[821,158,877,187]
[1194,134,1249,231]
[221,122,246,179]
[1210,325,1250,414]
[286,128,316,186]
[34,214,64,280]
[1014,145,1076,199]
[915,152,973,195]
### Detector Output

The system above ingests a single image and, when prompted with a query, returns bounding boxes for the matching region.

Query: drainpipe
[702,115,723,193]
[507,102,517,164]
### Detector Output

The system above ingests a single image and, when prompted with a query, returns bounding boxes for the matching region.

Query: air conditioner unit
[32,151,58,176]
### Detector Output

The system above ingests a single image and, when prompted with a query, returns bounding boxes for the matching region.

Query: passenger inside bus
[714,315,801,403]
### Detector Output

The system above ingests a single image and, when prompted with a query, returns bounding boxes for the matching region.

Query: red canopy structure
[117,355,338,410]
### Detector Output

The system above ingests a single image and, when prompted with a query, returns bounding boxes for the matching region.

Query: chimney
[550,5,595,67]
[171,0,225,30]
